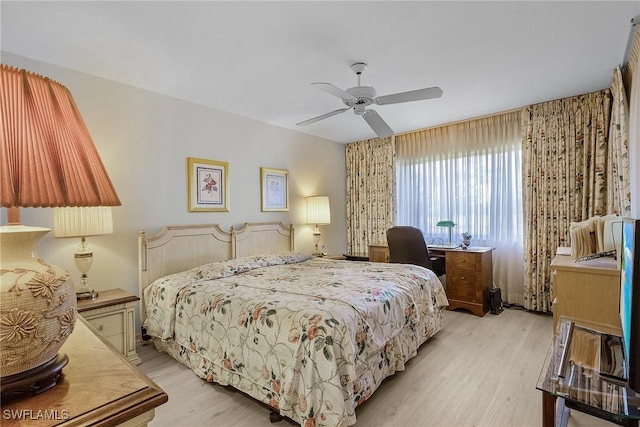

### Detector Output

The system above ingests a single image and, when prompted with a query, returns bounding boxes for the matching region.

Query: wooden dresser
[2,317,167,426]
[550,254,621,335]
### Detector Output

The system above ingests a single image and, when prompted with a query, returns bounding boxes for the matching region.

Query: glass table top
[537,320,640,420]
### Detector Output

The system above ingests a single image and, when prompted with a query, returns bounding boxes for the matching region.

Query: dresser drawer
[447,269,478,301]
[446,251,477,270]
[85,312,124,339]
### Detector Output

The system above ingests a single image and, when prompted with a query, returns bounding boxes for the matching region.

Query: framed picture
[187,157,229,212]
[261,167,289,211]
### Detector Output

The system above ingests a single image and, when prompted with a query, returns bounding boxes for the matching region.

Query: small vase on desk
[461,232,472,249]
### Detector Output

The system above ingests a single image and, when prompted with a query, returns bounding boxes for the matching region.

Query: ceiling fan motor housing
[344,86,376,113]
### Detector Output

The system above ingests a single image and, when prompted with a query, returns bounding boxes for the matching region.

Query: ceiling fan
[297,62,442,138]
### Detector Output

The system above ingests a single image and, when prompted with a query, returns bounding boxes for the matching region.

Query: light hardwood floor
[138,308,614,427]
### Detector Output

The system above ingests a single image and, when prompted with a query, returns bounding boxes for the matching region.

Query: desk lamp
[436,220,456,248]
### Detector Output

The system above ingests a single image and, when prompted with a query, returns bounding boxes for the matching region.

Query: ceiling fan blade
[362,109,394,138]
[296,108,351,126]
[311,82,357,102]
[374,86,443,105]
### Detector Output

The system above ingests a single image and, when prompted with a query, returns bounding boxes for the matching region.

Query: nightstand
[76,288,141,365]
[323,254,346,260]
[344,252,369,261]
[368,244,390,262]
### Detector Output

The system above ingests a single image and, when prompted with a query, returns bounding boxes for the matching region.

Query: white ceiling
[2,1,639,144]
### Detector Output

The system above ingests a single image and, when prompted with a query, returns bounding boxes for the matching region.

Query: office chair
[386,226,446,277]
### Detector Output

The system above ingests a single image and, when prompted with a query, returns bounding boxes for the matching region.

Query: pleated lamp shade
[1,64,121,210]
[306,196,331,225]
[53,207,113,238]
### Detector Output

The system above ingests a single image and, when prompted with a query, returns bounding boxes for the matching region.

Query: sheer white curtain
[395,111,524,305]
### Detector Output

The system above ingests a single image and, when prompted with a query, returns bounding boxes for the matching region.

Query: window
[395,111,524,304]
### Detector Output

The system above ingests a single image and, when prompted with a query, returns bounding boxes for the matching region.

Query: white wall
[1,53,347,323]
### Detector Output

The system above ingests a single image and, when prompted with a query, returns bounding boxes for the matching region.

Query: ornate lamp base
[1,353,69,402]
[77,289,99,300]
[76,275,99,300]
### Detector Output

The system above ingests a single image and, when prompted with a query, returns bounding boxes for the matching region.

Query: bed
[139,222,448,427]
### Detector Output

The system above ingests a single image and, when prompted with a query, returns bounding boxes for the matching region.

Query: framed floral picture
[261,167,289,211]
[187,157,229,212]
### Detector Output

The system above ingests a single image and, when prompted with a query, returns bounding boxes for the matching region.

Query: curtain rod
[393,107,522,137]
[622,15,639,67]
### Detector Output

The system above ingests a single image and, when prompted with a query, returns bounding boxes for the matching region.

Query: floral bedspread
[144,254,448,427]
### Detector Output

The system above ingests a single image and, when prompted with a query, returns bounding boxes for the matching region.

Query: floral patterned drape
[345,137,395,254]
[522,89,611,312]
[607,67,631,216]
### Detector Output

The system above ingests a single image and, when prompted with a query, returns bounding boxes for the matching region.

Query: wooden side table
[2,318,167,426]
[76,288,141,365]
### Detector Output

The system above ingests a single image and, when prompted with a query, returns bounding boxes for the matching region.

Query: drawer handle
[460,276,465,280]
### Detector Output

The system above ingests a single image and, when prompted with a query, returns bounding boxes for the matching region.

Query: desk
[2,317,168,426]
[537,320,640,427]
[367,244,494,316]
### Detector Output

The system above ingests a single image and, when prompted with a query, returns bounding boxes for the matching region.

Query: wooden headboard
[138,222,294,322]
[233,222,294,258]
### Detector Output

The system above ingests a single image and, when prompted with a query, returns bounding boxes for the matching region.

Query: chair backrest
[386,226,433,270]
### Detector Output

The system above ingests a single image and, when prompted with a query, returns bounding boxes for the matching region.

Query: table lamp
[307,196,331,256]
[54,206,114,300]
[0,65,121,398]
[436,220,456,248]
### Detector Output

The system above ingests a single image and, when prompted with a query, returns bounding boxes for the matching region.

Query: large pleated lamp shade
[0,64,121,398]
[1,65,120,211]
